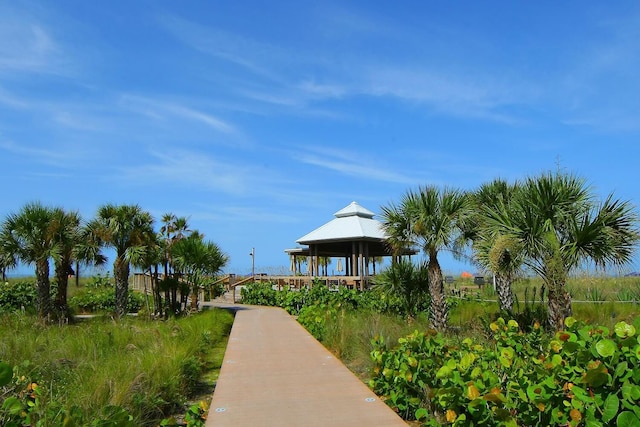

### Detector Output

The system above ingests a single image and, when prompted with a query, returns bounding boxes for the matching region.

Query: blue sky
[2,1,640,276]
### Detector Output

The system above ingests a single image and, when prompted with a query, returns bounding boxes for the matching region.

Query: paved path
[205,304,407,426]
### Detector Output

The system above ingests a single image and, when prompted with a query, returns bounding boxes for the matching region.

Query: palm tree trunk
[36,258,52,321]
[55,259,71,322]
[427,255,448,332]
[152,264,162,316]
[548,284,572,331]
[496,273,514,312]
[114,257,130,318]
[75,261,80,287]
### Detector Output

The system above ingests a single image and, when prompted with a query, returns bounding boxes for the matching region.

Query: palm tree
[381,186,470,332]
[371,256,384,275]
[373,259,429,318]
[0,248,17,282]
[295,255,308,275]
[50,208,82,321]
[0,202,57,320]
[470,179,521,312]
[88,204,155,318]
[485,171,639,330]
[159,214,192,314]
[74,223,107,289]
[318,256,331,276]
[172,233,228,311]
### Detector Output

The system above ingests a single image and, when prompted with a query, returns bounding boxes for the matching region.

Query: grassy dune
[0,309,233,426]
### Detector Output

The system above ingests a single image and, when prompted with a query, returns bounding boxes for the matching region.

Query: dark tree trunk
[152,264,162,316]
[36,258,52,321]
[75,261,80,287]
[114,257,130,319]
[54,259,71,322]
[427,254,448,332]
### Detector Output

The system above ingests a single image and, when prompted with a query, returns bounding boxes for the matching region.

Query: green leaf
[2,397,23,415]
[436,365,452,379]
[634,345,640,360]
[615,361,630,381]
[565,317,577,328]
[584,365,609,387]
[0,361,12,387]
[596,339,617,357]
[415,408,428,420]
[617,411,640,427]
[615,322,636,338]
[602,394,619,423]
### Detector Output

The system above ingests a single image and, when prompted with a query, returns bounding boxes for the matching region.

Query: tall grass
[0,309,233,426]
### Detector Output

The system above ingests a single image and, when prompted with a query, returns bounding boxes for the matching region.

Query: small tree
[87,204,155,319]
[0,202,57,320]
[373,259,429,319]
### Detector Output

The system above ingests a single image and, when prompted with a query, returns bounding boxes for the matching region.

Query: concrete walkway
[206,304,407,426]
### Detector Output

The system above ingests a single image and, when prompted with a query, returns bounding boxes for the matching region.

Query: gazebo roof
[297,201,387,244]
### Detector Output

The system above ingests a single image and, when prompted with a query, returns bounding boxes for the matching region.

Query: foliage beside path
[0,309,233,426]
[370,317,640,426]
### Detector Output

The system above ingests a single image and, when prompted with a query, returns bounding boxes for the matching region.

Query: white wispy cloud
[158,14,288,84]
[292,146,415,184]
[119,94,237,135]
[116,149,249,194]
[0,140,73,168]
[0,3,72,77]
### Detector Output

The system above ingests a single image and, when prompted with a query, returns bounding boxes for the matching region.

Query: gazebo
[285,201,415,290]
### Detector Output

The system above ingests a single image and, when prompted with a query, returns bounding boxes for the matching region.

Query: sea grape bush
[370,317,640,426]
[0,281,36,314]
[69,286,145,314]
[240,281,404,316]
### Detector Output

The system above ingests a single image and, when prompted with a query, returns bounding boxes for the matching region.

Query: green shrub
[240,282,277,306]
[370,316,640,426]
[241,281,406,316]
[70,287,145,314]
[0,281,37,314]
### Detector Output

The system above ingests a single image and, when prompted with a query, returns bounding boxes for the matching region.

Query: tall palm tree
[485,171,639,330]
[88,204,155,318]
[470,179,521,312]
[0,202,57,320]
[381,186,470,332]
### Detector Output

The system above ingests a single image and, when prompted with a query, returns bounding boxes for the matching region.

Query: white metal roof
[296,201,387,244]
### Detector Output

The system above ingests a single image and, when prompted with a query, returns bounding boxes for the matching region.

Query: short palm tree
[470,179,521,312]
[485,171,639,330]
[172,233,228,310]
[0,202,57,320]
[373,259,429,318]
[88,204,155,318]
[381,186,470,332]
